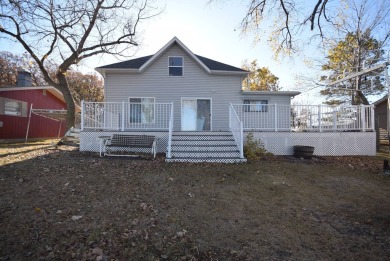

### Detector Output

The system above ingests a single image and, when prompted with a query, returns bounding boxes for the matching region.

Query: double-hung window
[168,56,183,76]
[0,97,28,117]
[244,100,268,112]
[129,97,155,123]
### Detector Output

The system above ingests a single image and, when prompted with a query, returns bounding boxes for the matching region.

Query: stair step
[64,137,80,142]
[167,131,246,163]
[166,157,247,163]
[171,145,238,151]
[171,151,240,158]
[172,137,235,141]
[171,140,237,145]
[173,131,232,135]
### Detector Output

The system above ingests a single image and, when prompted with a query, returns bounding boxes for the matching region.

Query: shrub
[243,132,270,160]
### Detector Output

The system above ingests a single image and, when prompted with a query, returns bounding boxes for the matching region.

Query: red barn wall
[0,89,68,140]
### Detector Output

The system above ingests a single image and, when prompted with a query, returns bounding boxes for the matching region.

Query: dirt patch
[1,142,390,260]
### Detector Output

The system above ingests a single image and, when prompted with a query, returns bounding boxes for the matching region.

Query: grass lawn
[1,141,390,260]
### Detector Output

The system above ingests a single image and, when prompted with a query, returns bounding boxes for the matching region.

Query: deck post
[240,121,244,158]
[371,106,375,131]
[274,104,278,132]
[318,105,322,132]
[333,107,337,131]
[229,103,231,129]
[361,105,366,132]
[121,101,125,131]
[81,100,84,131]
[167,102,174,159]
[309,113,313,130]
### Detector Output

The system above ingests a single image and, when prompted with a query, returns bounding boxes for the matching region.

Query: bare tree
[0,0,157,127]
[212,0,332,57]
[212,0,389,58]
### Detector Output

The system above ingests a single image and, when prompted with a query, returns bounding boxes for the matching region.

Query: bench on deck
[100,134,157,159]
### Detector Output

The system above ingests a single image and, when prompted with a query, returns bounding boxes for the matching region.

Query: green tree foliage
[321,32,385,105]
[0,51,104,104]
[242,60,280,91]
[243,132,271,161]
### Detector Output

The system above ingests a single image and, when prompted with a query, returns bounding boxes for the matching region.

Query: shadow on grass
[0,145,53,158]
[0,140,59,149]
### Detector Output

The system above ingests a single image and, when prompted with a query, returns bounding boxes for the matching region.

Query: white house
[80,37,376,162]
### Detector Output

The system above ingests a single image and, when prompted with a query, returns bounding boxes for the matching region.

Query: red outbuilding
[0,71,69,141]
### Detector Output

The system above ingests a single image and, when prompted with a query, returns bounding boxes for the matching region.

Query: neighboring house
[0,71,68,141]
[373,96,388,131]
[80,37,376,161]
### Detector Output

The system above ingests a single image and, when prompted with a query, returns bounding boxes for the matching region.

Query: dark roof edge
[95,37,248,74]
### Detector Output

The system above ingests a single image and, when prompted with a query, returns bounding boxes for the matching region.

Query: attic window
[168,56,183,76]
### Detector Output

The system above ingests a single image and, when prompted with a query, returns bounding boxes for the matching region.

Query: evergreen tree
[321,31,385,105]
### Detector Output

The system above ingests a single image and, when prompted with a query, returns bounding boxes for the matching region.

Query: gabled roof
[0,86,81,111]
[373,96,388,106]
[241,90,301,97]
[96,37,248,76]
[97,55,153,69]
[0,86,65,103]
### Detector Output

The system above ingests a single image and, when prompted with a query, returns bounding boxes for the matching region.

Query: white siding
[103,44,295,131]
[104,44,243,131]
[237,95,293,130]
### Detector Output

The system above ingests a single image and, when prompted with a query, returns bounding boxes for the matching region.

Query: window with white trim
[168,56,183,76]
[0,97,28,117]
[244,100,268,112]
[129,97,155,123]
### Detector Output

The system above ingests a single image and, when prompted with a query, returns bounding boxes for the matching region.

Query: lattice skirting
[80,131,168,154]
[249,131,376,156]
[80,130,376,157]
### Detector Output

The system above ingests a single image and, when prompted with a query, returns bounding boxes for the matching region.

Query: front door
[181,98,211,131]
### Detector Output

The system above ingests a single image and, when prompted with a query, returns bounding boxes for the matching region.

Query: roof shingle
[96,54,247,73]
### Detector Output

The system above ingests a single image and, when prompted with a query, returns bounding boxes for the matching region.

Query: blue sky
[1,0,388,104]
[99,0,318,91]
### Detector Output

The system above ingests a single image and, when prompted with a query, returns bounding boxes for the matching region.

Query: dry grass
[0,142,390,260]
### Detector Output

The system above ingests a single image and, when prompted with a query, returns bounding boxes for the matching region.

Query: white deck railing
[231,104,375,132]
[81,101,173,131]
[166,102,174,158]
[229,104,244,158]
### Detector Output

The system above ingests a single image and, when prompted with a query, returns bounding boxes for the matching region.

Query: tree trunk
[55,73,76,129]
[356,90,370,105]
[356,75,370,105]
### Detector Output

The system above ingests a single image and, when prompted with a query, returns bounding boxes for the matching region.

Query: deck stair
[166,131,247,163]
[59,127,80,146]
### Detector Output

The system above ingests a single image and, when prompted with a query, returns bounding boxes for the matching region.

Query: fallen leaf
[92,247,103,256]
[71,215,83,221]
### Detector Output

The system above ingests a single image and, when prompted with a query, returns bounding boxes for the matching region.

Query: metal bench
[100,134,157,158]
